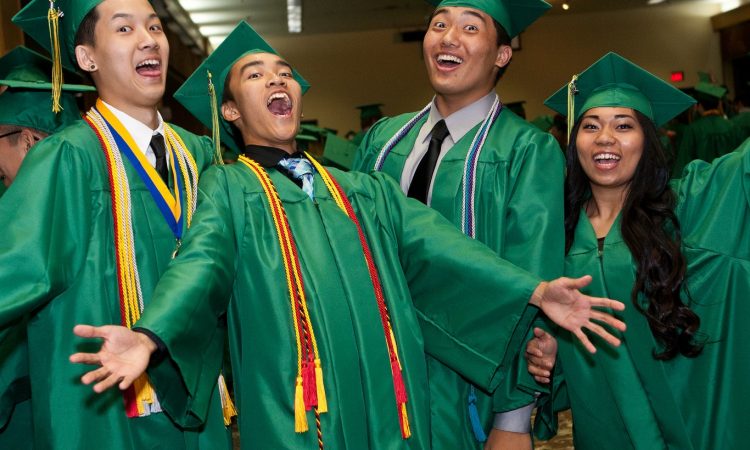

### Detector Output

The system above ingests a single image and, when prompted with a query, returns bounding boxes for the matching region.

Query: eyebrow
[111,13,159,21]
[582,114,636,120]
[431,8,487,23]
[239,59,293,75]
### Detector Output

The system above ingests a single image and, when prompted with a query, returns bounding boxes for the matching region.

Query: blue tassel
[468,385,487,442]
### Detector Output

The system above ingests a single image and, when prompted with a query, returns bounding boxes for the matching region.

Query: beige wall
[264,1,724,136]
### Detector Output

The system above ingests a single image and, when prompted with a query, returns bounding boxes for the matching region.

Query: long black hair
[565,110,703,360]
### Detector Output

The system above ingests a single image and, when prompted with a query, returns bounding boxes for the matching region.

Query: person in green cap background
[351,103,384,146]
[672,74,744,175]
[0,46,93,194]
[2,0,233,449]
[0,44,93,450]
[731,91,750,139]
[352,1,564,448]
[67,20,627,450]
[528,52,750,449]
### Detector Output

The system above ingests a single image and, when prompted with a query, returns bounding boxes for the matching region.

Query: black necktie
[408,119,449,204]
[150,133,169,184]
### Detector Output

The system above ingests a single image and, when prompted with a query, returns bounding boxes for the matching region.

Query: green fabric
[427,0,551,38]
[0,89,82,134]
[0,184,5,197]
[536,139,750,449]
[545,52,696,127]
[530,114,553,131]
[174,21,310,153]
[137,164,542,449]
[672,115,745,175]
[322,132,357,170]
[0,46,95,92]
[0,119,231,449]
[730,111,750,140]
[12,0,103,72]
[353,107,565,448]
[695,80,727,99]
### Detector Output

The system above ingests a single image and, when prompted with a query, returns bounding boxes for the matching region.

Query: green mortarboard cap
[356,103,384,121]
[13,0,104,73]
[174,21,310,153]
[426,0,551,38]
[530,114,553,131]
[0,46,95,92]
[323,132,358,170]
[0,46,93,134]
[545,52,696,130]
[694,75,727,99]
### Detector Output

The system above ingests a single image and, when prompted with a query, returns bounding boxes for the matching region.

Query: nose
[267,73,287,87]
[441,25,458,47]
[138,26,159,51]
[594,126,615,145]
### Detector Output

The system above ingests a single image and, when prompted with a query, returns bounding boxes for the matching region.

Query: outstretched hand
[532,276,626,353]
[69,324,157,393]
[526,327,557,384]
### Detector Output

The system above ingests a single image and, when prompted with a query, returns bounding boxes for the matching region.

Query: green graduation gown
[673,114,744,175]
[137,161,545,449]
[730,111,750,140]
[536,138,750,449]
[0,120,231,450]
[353,107,565,448]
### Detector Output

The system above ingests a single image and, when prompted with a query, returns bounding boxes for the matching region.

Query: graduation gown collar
[569,208,624,256]
[242,144,304,167]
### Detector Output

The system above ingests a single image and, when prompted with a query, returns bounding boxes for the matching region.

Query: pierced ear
[75,45,97,73]
[221,102,240,122]
[495,45,512,69]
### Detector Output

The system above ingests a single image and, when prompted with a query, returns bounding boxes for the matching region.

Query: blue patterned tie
[278,157,316,200]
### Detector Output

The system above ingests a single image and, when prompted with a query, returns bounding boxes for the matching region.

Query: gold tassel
[566,74,579,146]
[218,374,238,426]
[294,377,308,433]
[401,403,411,439]
[314,358,328,413]
[132,374,152,416]
[206,70,224,165]
[47,3,64,113]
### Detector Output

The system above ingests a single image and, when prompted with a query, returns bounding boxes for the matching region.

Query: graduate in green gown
[672,76,744,174]
[0,1,231,448]
[528,52,750,449]
[352,1,563,448]
[351,103,384,147]
[68,22,626,450]
[730,92,750,139]
[0,45,94,450]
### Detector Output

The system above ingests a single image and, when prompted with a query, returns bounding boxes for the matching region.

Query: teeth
[437,54,463,64]
[594,153,621,161]
[137,59,159,68]
[267,92,290,105]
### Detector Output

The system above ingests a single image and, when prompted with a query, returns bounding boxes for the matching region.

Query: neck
[101,96,160,129]
[586,184,628,237]
[434,88,494,117]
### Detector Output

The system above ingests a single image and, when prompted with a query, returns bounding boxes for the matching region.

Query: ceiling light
[562,2,570,11]
[287,0,302,33]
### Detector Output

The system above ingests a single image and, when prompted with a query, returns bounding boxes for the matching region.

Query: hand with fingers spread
[69,324,157,393]
[529,275,626,353]
[526,327,558,384]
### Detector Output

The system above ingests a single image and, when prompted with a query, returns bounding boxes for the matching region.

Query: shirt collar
[243,144,303,168]
[423,91,497,144]
[102,100,164,153]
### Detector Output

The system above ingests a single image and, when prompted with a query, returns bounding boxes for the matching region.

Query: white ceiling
[170,0,747,49]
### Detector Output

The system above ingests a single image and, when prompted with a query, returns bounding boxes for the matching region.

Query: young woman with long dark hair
[527,53,750,450]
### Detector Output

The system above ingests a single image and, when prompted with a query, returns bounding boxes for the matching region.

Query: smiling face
[75,0,169,112]
[422,6,510,114]
[575,107,645,195]
[221,52,302,153]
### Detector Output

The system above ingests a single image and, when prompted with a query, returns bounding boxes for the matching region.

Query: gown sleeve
[135,166,236,427]
[369,173,542,392]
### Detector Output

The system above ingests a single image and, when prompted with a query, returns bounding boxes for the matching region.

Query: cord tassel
[294,377,308,432]
[206,70,224,165]
[302,360,317,409]
[314,358,328,413]
[47,2,64,113]
[566,74,579,146]
[218,374,237,426]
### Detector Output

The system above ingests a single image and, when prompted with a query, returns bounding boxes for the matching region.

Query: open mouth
[593,152,621,168]
[267,92,293,117]
[135,59,161,77]
[436,53,463,69]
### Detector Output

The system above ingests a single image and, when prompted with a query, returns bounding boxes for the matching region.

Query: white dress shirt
[102,100,166,169]
[400,91,497,205]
